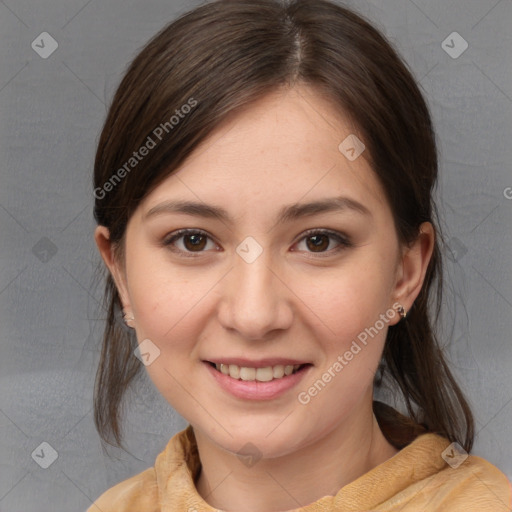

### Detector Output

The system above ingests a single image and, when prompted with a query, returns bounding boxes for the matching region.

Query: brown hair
[93,0,474,452]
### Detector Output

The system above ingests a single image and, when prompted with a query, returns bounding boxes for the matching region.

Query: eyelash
[162,228,353,258]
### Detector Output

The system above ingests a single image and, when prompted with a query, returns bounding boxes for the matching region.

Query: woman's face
[107,86,415,457]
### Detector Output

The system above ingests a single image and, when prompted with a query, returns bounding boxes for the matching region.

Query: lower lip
[204,362,312,401]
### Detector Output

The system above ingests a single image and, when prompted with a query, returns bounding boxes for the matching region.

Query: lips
[204,359,313,400]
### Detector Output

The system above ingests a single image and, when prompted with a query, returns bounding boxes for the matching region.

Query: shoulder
[395,435,511,511]
[86,466,159,512]
[86,426,194,512]
[434,453,511,509]
[373,403,511,509]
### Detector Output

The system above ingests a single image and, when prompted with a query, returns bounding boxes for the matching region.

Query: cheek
[124,253,214,413]
[124,255,219,380]
[293,264,393,424]
[295,258,394,348]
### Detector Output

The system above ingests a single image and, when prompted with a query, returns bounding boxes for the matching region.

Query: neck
[194,400,398,512]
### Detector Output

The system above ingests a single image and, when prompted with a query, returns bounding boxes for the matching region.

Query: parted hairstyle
[93,0,474,452]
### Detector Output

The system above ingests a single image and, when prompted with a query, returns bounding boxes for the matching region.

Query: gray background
[1,0,511,510]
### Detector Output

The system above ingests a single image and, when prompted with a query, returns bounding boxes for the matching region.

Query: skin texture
[95,85,434,512]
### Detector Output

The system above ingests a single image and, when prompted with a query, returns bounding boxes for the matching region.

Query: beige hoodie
[88,406,511,511]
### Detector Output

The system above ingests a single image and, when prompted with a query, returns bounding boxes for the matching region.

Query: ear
[389,222,435,325]
[94,226,132,313]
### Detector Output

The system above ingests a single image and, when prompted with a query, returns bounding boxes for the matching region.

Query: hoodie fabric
[87,403,511,511]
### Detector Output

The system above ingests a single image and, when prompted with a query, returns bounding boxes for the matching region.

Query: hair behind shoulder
[93,0,474,452]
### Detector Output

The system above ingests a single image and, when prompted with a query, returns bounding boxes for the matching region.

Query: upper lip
[204,358,311,368]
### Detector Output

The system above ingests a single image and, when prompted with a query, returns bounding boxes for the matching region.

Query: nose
[217,248,294,340]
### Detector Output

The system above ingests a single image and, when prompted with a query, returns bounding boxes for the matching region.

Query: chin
[196,416,318,460]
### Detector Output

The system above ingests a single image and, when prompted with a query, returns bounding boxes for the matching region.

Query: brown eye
[163,229,218,256]
[294,229,352,255]
[306,234,330,252]
[183,233,207,251]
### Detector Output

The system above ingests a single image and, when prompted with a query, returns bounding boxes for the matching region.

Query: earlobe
[391,222,435,323]
[94,225,132,311]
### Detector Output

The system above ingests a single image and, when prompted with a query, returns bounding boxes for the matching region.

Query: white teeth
[229,364,240,379]
[240,367,256,381]
[255,367,274,382]
[273,365,285,378]
[213,363,303,382]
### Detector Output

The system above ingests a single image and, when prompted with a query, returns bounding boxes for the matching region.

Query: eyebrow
[144,196,372,223]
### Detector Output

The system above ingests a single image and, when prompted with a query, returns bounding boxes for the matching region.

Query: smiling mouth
[207,361,310,382]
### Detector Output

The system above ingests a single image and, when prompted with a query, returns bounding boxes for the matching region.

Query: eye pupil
[307,234,329,252]
[184,234,206,251]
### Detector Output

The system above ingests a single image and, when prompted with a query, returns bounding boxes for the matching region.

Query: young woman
[88,0,511,510]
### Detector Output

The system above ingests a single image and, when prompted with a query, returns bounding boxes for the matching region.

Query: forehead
[141,86,388,219]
